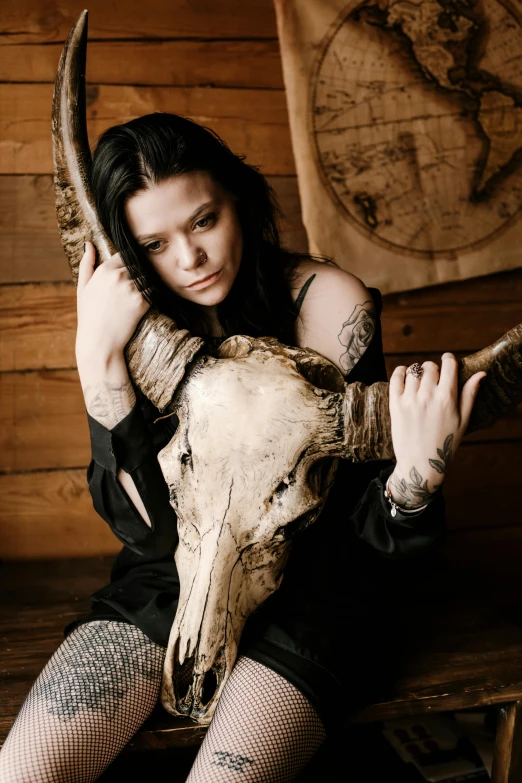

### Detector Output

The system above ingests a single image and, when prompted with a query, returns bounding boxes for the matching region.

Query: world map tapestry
[273,0,522,294]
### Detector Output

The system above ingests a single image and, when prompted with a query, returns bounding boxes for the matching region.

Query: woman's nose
[177,241,204,271]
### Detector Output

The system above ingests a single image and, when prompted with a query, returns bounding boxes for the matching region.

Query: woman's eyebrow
[136,201,216,241]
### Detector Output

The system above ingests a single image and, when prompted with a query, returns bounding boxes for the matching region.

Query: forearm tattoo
[390,434,454,509]
[84,378,136,430]
[338,300,376,374]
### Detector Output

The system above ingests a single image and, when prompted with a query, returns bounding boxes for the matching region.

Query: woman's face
[124,171,243,307]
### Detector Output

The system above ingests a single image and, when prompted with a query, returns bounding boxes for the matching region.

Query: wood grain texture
[0,283,76,372]
[0,469,120,559]
[0,0,278,43]
[349,614,522,724]
[3,281,522,371]
[0,176,64,283]
[491,701,522,783]
[381,301,522,354]
[0,84,293,175]
[0,175,307,283]
[442,441,522,529]
[0,40,284,89]
[0,370,90,472]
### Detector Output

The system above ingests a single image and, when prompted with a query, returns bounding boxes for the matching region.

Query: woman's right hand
[76,241,150,365]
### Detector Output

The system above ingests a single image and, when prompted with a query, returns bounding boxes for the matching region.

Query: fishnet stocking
[186,655,327,783]
[0,620,164,783]
[0,624,326,783]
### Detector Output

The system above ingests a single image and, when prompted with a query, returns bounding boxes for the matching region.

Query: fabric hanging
[273,0,522,294]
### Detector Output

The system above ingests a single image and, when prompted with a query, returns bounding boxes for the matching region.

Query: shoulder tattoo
[338,300,377,374]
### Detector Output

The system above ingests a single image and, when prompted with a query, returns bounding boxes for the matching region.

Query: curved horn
[460,323,522,433]
[52,11,204,410]
[341,324,522,461]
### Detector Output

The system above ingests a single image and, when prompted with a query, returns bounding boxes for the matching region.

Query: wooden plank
[0,283,76,372]
[443,441,522,530]
[0,40,284,89]
[383,269,522,307]
[0,84,293,175]
[0,176,66,283]
[381,301,522,355]
[2,364,520,473]
[0,175,307,283]
[0,0,278,43]
[2,283,522,371]
[0,469,120,558]
[491,701,522,783]
[0,370,90,472]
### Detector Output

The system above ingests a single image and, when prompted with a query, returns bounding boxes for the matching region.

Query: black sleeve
[86,397,178,558]
[342,287,446,558]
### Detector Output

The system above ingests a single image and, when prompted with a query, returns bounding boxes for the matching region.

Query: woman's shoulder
[291,257,380,377]
[291,258,372,301]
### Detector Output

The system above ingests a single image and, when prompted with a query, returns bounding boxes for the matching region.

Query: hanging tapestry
[273,0,522,294]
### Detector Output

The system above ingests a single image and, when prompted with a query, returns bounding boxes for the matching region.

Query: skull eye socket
[274,509,319,541]
[294,355,344,392]
[180,450,193,468]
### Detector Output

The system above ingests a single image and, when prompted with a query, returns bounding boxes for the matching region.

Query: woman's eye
[144,240,162,253]
[195,213,216,230]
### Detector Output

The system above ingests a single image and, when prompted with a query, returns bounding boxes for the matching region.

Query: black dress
[65,288,446,732]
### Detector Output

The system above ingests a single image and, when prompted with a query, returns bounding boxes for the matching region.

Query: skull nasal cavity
[201,668,218,707]
[176,656,195,700]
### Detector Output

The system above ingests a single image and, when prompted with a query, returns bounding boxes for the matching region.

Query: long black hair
[90,112,330,346]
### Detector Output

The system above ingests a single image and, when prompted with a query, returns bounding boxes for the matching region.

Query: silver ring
[406,362,424,380]
[199,251,207,265]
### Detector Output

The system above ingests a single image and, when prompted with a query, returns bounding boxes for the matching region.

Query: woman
[0,113,485,783]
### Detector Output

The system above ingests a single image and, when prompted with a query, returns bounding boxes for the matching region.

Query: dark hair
[90,112,330,346]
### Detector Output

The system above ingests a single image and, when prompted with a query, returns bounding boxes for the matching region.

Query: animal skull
[52,11,522,726]
[159,337,345,720]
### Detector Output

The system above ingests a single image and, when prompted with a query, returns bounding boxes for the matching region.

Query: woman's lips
[186,268,223,290]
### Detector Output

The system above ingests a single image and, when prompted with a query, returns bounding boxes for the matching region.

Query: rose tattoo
[338,300,377,373]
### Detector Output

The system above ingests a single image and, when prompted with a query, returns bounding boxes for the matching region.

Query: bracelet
[384,477,429,517]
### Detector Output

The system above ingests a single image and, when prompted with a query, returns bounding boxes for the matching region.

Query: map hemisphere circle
[310,0,522,260]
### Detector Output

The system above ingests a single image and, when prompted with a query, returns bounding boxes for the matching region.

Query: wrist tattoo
[338,300,376,374]
[428,433,454,474]
[390,433,454,509]
[85,379,136,430]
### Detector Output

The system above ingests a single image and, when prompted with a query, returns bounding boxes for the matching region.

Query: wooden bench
[2,533,522,781]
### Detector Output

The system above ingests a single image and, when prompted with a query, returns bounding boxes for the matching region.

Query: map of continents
[312,0,522,259]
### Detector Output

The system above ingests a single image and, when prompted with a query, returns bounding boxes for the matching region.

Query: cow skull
[52,11,522,725]
[159,337,346,720]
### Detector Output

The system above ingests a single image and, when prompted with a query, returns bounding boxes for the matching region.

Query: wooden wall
[1,0,521,559]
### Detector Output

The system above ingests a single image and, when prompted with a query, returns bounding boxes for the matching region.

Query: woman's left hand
[388,353,486,510]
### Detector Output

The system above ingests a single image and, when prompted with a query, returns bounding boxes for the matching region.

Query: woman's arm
[292,260,483,555]
[76,243,177,556]
[78,351,151,526]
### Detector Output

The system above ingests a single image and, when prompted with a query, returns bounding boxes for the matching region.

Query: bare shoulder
[291,258,371,303]
[291,259,378,376]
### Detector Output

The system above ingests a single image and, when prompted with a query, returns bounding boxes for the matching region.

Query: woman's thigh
[0,619,165,783]
[186,655,327,783]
